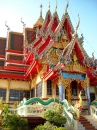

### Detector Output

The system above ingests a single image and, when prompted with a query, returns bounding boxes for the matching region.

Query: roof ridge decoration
[20,17,26,28]
[61,15,81,65]
[44,5,60,39]
[39,2,52,37]
[54,1,73,43]
[20,17,27,61]
[75,14,80,36]
[55,0,74,34]
[5,21,10,37]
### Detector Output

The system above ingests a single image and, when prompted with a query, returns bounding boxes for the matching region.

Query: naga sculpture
[18,92,82,120]
[62,91,82,120]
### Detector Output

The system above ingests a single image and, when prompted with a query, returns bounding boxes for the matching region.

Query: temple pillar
[86,87,91,114]
[42,80,47,98]
[58,76,65,101]
[59,85,64,101]
[6,79,10,103]
[29,81,32,98]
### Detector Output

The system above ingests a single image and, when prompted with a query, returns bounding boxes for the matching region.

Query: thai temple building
[0,2,97,118]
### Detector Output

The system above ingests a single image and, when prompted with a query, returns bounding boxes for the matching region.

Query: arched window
[72,81,78,96]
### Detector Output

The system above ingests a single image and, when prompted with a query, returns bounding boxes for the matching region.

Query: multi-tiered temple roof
[0,3,97,85]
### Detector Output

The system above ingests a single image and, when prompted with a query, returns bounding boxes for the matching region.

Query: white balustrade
[16,103,56,117]
[90,105,97,118]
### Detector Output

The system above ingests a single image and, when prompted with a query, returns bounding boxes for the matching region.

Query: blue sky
[0,0,97,58]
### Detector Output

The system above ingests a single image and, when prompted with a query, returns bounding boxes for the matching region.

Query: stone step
[79,116,97,130]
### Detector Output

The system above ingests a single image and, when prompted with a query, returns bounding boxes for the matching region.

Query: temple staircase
[79,115,97,130]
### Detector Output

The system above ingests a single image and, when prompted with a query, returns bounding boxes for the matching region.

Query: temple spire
[65,0,69,13]
[40,4,43,17]
[48,2,50,10]
[55,1,57,12]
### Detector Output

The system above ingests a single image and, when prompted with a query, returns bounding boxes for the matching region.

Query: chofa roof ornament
[74,14,80,37]
[20,17,26,28]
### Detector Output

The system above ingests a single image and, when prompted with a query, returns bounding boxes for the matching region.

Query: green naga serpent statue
[18,92,82,120]
[62,92,82,120]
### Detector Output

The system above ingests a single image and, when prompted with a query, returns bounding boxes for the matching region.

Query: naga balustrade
[17,103,56,116]
[9,97,80,127]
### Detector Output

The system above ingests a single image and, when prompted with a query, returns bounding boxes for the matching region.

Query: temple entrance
[72,81,78,96]
[90,93,95,102]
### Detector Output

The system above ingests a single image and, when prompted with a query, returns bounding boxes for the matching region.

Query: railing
[9,97,79,128]
[17,103,55,116]
[90,105,97,118]
[63,107,74,127]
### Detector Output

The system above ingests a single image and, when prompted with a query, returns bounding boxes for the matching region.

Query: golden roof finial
[65,0,69,13]
[40,4,43,17]
[55,1,58,12]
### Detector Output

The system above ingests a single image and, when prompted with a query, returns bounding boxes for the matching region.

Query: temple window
[31,88,35,97]
[72,81,78,96]
[47,80,52,95]
[81,88,85,96]
[9,90,30,101]
[56,85,59,95]
[36,82,42,97]
[0,88,6,100]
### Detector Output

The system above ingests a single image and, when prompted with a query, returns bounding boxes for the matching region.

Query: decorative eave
[0,72,25,80]
[43,69,59,81]
[0,56,5,59]
[25,59,38,78]
[6,49,23,54]
[5,60,25,65]
[87,67,97,85]
[4,66,27,72]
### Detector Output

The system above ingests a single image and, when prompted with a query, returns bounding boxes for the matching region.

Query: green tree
[0,104,29,130]
[34,104,67,130]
